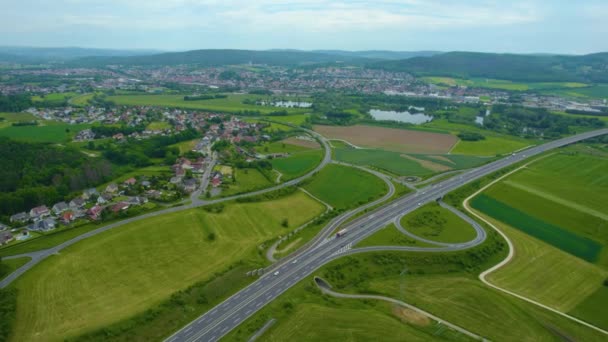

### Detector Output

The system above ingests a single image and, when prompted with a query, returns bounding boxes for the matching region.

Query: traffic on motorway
[166,128,608,342]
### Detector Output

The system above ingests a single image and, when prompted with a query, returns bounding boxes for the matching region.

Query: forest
[0,137,116,219]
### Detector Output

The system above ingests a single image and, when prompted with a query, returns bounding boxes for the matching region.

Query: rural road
[313,277,484,340]
[0,128,332,289]
[165,128,608,342]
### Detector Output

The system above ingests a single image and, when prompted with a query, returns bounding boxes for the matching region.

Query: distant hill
[372,51,608,82]
[312,50,441,60]
[72,49,372,67]
[0,46,163,63]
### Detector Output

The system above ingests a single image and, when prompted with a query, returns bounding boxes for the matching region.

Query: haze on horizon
[2,0,607,55]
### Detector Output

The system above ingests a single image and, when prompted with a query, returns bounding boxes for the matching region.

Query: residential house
[211,177,222,188]
[30,205,50,221]
[111,202,130,213]
[141,180,151,188]
[146,190,162,199]
[88,205,103,220]
[170,176,182,184]
[82,188,100,200]
[183,179,197,193]
[52,201,69,215]
[126,196,148,206]
[124,177,137,186]
[10,212,29,224]
[61,211,75,224]
[105,183,119,193]
[29,218,56,232]
[69,198,85,209]
[0,231,13,245]
[0,223,9,231]
[97,193,112,205]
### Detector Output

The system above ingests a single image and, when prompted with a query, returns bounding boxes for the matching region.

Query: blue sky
[1,0,606,54]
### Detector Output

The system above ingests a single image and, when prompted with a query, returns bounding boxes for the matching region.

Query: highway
[165,128,608,342]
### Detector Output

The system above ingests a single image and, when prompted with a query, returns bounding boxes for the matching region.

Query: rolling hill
[72,49,371,67]
[372,51,608,82]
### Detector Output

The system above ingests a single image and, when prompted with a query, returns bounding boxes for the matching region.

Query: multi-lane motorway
[166,128,608,342]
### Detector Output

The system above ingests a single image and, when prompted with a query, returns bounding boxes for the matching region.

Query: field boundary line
[298,188,333,211]
[314,277,485,341]
[463,155,608,336]
[447,139,460,154]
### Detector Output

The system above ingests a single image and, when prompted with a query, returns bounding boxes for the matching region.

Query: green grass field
[146,121,171,130]
[399,202,478,244]
[503,152,608,215]
[228,248,606,342]
[0,112,37,128]
[256,140,313,154]
[0,121,90,143]
[542,84,608,99]
[263,114,309,126]
[10,191,325,342]
[357,223,435,248]
[333,148,434,176]
[422,76,589,92]
[108,94,308,115]
[423,118,533,156]
[471,194,602,262]
[0,257,31,281]
[302,163,388,210]
[70,93,96,106]
[480,214,607,313]
[473,151,608,265]
[451,135,532,156]
[224,276,471,342]
[333,147,488,177]
[369,274,606,341]
[271,149,324,181]
[220,168,273,196]
[31,92,79,104]
[170,139,198,154]
[570,286,608,330]
[485,182,608,250]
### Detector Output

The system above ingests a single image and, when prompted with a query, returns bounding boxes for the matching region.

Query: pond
[369,109,433,124]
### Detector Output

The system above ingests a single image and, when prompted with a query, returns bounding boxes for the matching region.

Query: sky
[1,0,606,54]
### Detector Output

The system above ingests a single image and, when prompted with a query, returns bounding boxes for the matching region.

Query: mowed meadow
[108,94,310,115]
[10,192,325,341]
[470,147,608,330]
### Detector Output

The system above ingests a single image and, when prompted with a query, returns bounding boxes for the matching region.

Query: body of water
[369,109,433,124]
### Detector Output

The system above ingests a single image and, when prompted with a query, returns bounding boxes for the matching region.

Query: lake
[369,109,433,124]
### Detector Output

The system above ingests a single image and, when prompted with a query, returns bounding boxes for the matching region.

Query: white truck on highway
[336,229,348,238]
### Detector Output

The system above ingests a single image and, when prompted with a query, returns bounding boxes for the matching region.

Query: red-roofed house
[61,211,75,224]
[111,202,130,213]
[88,205,103,220]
